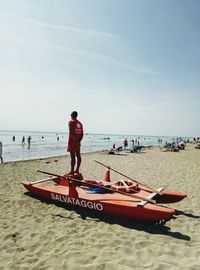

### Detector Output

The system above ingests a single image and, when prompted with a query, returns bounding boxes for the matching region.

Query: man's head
[71,111,78,119]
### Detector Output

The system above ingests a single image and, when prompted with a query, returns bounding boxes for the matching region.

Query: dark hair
[71,111,78,117]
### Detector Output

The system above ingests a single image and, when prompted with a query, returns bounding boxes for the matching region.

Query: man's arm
[69,122,77,144]
[79,130,84,142]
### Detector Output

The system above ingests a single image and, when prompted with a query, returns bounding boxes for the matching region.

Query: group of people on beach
[190,137,200,143]
[108,137,142,155]
[21,136,32,147]
[11,135,32,145]
[123,138,140,149]
[0,135,33,163]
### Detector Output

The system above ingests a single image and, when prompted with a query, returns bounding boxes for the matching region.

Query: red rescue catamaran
[21,162,187,223]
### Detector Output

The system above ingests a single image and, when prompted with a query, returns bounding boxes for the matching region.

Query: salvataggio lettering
[51,193,103,211]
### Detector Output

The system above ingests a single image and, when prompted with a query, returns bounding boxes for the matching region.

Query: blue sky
[0,0,200,136]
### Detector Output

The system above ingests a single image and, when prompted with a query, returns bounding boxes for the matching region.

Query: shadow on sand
[175,209,200,219]
[25,192,191,241]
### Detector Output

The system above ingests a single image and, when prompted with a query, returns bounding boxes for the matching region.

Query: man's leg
[70,152,75,174]
[75,152,81,173]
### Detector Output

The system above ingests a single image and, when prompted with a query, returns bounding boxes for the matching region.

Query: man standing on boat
[67,111,84,175]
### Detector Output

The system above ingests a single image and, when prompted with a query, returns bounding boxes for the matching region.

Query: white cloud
[0,10,117,38]
[44,43,158,75]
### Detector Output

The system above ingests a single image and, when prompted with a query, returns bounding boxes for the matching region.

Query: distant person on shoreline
[27,136,32,149]
[123,138,128,149]
[135,138,138,145]
[22,136,25,145]
[67,111,84,175]
[131,139,135,147]
[12,136,15,142]
[109,144,116,154]
[0,141,3,163]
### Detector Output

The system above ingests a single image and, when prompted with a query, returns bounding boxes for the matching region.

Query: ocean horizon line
[0,129,189,139]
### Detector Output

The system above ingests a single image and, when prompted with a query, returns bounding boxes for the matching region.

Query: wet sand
[0,145,200,270]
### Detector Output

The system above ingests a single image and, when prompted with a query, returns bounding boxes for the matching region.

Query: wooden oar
[94,160,162,195]
[30,176,57,185]
[37,170,156,204]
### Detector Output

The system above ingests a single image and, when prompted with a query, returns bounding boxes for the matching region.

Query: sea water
[0,130,179,162]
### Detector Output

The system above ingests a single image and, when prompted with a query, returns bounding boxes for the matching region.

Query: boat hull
[154,191,187,203]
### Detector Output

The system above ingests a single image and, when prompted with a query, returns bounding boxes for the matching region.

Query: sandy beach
[0,145,200,270]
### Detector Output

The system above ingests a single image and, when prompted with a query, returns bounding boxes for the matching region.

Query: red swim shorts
[67,142,80,153]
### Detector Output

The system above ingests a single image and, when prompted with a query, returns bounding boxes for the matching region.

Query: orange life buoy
[111,180,138,193]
